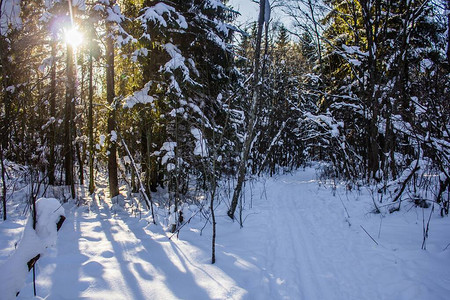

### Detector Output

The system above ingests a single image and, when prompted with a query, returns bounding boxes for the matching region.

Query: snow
[160,141,176,165]
[420,58,433,71]
[166,163,176,172]
[191,127,208,157]
[98,134,106,147]
[342,44,369,57]
[0,198,64,299]
[123,82,155,109]
[139,3,187,29]
[34,198,65,246]
[208,31,227,50]
[163,43,192,82]
[304,112,343,138]
[106,4,124,23]
[215,19,229,35]
[204,0,225,10]
[5,85,15,93]
[132,47,148,62]
[110,130,117,143]
[1,169,450,299]
[348,58,362,66]
[168,75,182,96]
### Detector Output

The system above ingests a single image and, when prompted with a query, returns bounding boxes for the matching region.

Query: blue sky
[228,0,259,24]
[228,0,291,28]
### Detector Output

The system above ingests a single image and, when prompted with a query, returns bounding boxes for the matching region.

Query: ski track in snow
[256,175,360,299]
[1,169,450,299]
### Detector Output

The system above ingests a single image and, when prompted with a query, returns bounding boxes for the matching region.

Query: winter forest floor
[1,168,450,299]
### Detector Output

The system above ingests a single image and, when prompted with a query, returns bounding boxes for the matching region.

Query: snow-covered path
[253,176,373,299]
[4,169,450,299]
[263,178,341,299]
[249,174,450,300]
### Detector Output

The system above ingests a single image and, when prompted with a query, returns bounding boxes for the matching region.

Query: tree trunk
[88,51,95,194]
[1,148,7,220]
[210,185,216,263]
[64,44,75,199]
[76,142,84,185]
[131,164,138,193]
[0,10,10,219]
[48,39,56,185]
[0,37,12,153]
[447,0,450,68]
[106,24,119,198]
[228,0,266,221]
[361,0,380,179]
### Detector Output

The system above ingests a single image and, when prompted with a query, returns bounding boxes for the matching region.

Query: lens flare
[64,27,83,48]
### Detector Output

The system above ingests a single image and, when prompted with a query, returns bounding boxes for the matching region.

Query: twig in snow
[378,215,383,239]
[337,192,350,218]
[360,225,379,246]
[337,192,351,226]
[443,242,450,251]
[421,204,434,250]
[168,207,203,240]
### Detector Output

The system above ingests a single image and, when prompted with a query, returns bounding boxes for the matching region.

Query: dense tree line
[280,0,449,212]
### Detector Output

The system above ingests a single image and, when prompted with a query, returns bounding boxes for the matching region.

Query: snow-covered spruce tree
[126,0,236,227]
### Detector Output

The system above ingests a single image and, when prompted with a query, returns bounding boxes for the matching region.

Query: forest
[0,0,449,299]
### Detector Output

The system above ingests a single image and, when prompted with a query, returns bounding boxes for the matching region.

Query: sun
[64,26,83,48]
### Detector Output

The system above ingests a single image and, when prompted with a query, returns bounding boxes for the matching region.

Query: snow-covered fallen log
[0,198,65,299]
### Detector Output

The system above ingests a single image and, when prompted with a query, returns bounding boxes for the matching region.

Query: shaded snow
[0,198,64,299]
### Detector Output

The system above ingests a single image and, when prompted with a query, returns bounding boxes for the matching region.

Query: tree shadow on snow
[105,216,213,300]
[43,206,91,299]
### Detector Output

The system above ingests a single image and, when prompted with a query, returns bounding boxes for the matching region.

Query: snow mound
[0,198,65,299]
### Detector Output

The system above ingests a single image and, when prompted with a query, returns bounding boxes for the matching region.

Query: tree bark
[106,24,119,198]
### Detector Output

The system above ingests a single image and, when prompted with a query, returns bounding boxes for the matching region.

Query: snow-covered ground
[1,168,450,299]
